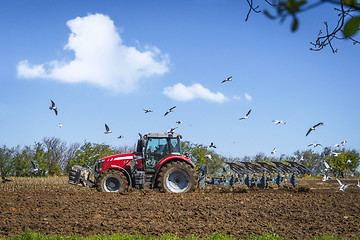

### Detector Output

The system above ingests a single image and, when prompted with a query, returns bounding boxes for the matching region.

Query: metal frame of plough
[197,161,311,189]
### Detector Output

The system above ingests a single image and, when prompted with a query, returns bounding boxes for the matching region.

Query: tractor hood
[100,152,143,173]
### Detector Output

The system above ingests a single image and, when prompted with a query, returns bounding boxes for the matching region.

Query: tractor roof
[145,133,182,139]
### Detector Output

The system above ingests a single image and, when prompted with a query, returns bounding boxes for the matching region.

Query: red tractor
[68,133,197,193]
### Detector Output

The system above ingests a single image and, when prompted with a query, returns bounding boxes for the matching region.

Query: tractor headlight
[94,160,105,174]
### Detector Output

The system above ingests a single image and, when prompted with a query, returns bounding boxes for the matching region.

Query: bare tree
[245,0,360,52]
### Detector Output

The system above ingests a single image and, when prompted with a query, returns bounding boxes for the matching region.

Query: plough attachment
[197,161,310,189]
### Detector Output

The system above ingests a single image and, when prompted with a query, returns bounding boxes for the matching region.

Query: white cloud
[232,95,241,101]
[163,83,228,103]
[17,13,169,92]
[244,93,252,101]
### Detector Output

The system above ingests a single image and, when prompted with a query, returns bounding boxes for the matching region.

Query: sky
[1,0,359,160]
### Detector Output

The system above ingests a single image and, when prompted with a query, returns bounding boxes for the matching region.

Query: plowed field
[0,177,359,239]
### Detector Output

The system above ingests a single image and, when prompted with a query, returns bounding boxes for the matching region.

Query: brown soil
[0,177,359,239]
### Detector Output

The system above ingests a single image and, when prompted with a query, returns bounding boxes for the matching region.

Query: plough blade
[197,161,310,190]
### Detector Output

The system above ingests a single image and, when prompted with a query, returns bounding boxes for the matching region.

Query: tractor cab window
[169,138,181,155]
[145,138,169,172]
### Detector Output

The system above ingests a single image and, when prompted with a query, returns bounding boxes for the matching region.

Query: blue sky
[1,0,359,159]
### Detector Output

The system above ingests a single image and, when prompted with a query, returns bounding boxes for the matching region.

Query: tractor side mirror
[136,140,144,153]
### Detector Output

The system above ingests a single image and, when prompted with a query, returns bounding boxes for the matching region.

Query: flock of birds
[321,157,359,191]
[46,77,331,154]
[2,76,360,192]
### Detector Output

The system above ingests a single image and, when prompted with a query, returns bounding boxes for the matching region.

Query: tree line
[0,137,135,177]
[1,137,359,177]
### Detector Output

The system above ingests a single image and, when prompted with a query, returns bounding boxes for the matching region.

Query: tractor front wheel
[157,162,196,193]
[96,169,128,193]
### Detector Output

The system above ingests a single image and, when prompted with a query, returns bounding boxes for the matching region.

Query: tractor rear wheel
[157,161,196,193]
[96,169,128,193]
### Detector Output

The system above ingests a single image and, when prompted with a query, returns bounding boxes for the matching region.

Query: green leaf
[291,17,299,32]
[344,16,360,38]
[344,0,358,7]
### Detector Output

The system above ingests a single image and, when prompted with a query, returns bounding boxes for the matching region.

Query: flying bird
[143,109,153,113]
[334,144,341,148]
[322,174,331,182]
[305,122,324,136]
[331,152,341,157]
[209,142,216,148]
[341,140,347,146]
[104,124,112,134]
[271,147,277,155]
[336,178,350,191]
[117,135,124,139]
[164,106,176,116]
[324,161,332,172]
[357,179,360,188]
[166,127,178,134]
[176,121,182,125]
[2,176,12,184]
[308,143,322,147]
[272,120,286,125]
[221,76,232,83]
[239,109,251,120]
[49,99,58,115]
[346,159,352,164]
[204,154,212,160]
[58,123,63,128]
[30,160,39,173]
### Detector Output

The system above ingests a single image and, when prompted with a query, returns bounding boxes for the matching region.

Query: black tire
[96,169,128,193]
[157,161,197,193]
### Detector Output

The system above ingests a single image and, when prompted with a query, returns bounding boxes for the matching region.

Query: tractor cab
[138,133,182,173]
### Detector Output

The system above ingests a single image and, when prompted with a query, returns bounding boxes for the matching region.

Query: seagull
[341,140,347,146]
[209,142,216,148]
[117,135,124,139]
[357,179,360,188]
[164,106,176,116]
[331,152,341,157]
[58,123,63,128]
[176,121,182,125]
[322,174,331,181]
[346,159,352,164]
[336,178,350,191]
[166,127,178,134]
[239,109,251,120]
[2,176,12,184]
[221,76,232,83]
[104,124,112,134]
[324,161,332,172]
[272,120,286,125]
[143,109,153,113]
[271,147,277,155]
[334,144,341,148]
[49,99,58,115]
[204,154,212,160]
[31,160,39,173]
[308,143,322,147]
[306,122,324,136]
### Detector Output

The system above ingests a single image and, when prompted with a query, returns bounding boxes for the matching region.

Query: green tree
[32,142,48,176]
[293,149,322,175]
[324,148,360,177]
[181,141,225,174]
[66,141,117,171]
[43,137,67,176]
[12,145,33,177]
[0,145,13,176]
